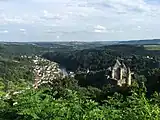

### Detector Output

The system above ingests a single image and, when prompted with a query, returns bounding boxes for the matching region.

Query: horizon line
[0,39,160,43]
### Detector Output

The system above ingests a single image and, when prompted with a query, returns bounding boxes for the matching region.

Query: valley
[0,40,160,120]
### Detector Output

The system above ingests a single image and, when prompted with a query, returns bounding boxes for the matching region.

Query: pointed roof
[122,62,127,70]
[113,59,121,69]
[107,67,112,71]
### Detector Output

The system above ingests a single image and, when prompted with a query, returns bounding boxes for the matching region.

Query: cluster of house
[21,55,32,59]
[32,56,66,89]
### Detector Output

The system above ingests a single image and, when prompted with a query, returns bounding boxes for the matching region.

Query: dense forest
[0,42,160,120]
[42,45,160,92]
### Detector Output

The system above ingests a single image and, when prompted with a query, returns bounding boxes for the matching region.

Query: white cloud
[56,35,60,39]
[94,29,104,33]
[94,25,107,33]
[94,25,106,30]
[137,26,141,29]
[20,28,26,32]
[0,30,8,34]
[19,29,27,35]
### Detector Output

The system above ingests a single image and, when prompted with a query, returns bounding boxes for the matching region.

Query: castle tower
[111,67,115,79]
[127,67,131,86]
[120,67,123,80]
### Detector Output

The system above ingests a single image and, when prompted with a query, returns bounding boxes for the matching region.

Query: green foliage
[6,89,104,120]
[0,78,6,97]
[0,56,34,95]
[0,85,160,120]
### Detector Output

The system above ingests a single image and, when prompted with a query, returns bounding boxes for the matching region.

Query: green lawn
[144,45,160,51]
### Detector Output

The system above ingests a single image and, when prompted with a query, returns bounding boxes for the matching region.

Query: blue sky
[0,0,160,42]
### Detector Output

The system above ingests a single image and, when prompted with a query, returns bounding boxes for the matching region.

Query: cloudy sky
[0,0,160,42]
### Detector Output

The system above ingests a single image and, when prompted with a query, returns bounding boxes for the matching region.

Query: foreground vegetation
[1,82,160,120]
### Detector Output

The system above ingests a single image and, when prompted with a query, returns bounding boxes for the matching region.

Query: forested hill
[42,45,160,72]
[0,44,47,57]
[118,39,160,45]
[42,44,160,91]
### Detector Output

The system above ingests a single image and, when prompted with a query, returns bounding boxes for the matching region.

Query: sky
[0,0,160,42]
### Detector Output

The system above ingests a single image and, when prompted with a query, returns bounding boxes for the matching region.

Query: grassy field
[144,45,160,51]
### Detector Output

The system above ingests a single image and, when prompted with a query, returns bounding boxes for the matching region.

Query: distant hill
[118,39,160,45]
[0,39,160,50]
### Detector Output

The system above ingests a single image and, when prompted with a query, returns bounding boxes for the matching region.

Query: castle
[107,59,133,87]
